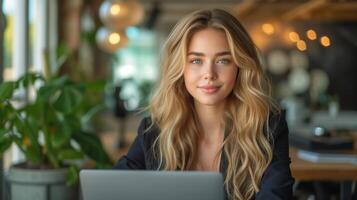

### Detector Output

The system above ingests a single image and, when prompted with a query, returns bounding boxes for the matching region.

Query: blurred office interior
[1,0,357,199]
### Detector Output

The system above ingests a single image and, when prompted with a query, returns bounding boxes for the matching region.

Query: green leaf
[54,43,71,76]
[57,148,84,161]
[66,165,79,186]
[54,86,84,114]
[13,114,41,152]
[0,81,16,100]
[24,145,41,166]
[81,103,105,125]
[13,117,41,165]
[73,131,112,165]
[38,85,58,101]
[25,100,45,122]
[11,135,24,151]
[0,129,7,137]
[38,76,69,101]
[66,115,81,133]
[20,73,43,87]
[83,80,106,92]
[0,103,10,123]
[0,136,12,158]
[52,123,72,148]
[43,104,58,125]
[48,75,70,88]
[43,128,59,168]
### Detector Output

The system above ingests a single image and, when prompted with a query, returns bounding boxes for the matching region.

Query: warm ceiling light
[99,0,145,29]
[289,31,300,42]
[110,4,121,16]
[320,36,331,47]
[96,27,128,53]
[108,32,121,45]
[262,23,275,35]
[296,40,307,51]
[306,29,317,40]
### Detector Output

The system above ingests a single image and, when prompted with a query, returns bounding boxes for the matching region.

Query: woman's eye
[190,59,202,64]
[217,59,231,65]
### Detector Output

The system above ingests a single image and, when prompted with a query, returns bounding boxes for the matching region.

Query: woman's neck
[194,101,225,142]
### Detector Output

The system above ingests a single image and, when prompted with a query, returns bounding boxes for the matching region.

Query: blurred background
[1,0,357,200]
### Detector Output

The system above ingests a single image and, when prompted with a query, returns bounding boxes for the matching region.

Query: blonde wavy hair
[149,9,279,200]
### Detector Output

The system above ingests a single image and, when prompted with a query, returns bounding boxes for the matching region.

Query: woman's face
[184,28,238,107]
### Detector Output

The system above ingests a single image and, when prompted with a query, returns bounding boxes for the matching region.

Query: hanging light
[306,29,317,40]
[96,27,128,53]
[110,4,121,16]
[320,36,331,47]
[296,40,307,51]
[99,0,145,30]
[289,31,300,43]
[262,23,275,35]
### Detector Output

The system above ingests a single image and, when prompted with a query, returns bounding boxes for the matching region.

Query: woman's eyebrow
[216,51,231,56]
[187,51,231,56]
[187,52,204,56]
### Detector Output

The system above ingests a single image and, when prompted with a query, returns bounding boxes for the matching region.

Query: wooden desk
[290,147,357,181]
[290,147,357,200]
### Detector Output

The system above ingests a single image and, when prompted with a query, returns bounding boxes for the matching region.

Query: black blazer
[114,114,294,200]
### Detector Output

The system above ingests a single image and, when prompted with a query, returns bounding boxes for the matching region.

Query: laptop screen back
[80,170,225,200]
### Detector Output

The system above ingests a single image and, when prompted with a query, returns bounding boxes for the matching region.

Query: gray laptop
[80,170,225,200]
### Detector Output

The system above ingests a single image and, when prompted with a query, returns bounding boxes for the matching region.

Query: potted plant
[0,69,113,200]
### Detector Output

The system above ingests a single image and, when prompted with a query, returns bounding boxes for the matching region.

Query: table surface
[290,147,357,181]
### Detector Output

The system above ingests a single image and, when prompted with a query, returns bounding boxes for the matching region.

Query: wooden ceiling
[233,0,357,22]
[139,0,357,28]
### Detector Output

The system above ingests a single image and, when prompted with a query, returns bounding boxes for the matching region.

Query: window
[2,0,50,168]
[113,27,159,111]
[2,0,14,81]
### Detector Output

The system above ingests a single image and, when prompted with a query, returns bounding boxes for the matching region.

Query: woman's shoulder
[137,116,160,146]
[267,111,289,141]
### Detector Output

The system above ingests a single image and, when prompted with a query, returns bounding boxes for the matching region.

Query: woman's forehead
[187,28,231,56]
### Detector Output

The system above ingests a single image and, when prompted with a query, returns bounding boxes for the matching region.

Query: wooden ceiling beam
[281,0,329,21]
[233,1,357,22]
[233,0,260,19]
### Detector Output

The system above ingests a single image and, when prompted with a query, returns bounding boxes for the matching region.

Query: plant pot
[7,165,78,200]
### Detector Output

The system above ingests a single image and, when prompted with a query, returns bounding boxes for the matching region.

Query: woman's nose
[203,62,217,80]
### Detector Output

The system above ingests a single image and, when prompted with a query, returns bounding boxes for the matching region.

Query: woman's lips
[198,85,221,94]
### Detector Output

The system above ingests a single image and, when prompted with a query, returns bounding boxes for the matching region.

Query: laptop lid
[80,170,225,200]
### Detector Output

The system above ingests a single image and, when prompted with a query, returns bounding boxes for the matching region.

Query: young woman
[114,9,294,200]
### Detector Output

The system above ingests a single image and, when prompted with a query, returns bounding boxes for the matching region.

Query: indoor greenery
[0,70,112,185]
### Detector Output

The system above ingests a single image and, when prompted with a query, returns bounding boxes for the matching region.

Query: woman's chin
[194,97,226,107]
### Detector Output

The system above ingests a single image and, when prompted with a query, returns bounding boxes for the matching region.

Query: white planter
[8,166,78,200]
